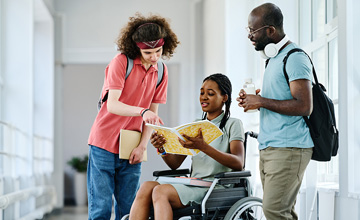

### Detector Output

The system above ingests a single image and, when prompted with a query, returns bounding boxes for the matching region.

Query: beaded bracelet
[157,147,167,156]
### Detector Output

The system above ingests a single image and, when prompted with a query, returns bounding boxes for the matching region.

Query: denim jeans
[87,145,141,220]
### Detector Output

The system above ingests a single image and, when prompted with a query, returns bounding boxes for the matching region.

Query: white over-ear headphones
[260,35,289,59]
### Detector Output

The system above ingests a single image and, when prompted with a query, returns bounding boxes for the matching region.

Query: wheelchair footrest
[173,204,201,219]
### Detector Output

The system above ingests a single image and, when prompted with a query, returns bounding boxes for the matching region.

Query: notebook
[119,129,147,161]
[156,176,212,187]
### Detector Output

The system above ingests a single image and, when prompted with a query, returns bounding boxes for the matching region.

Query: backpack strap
[265,58,270,68]
[156,60,164,87]
[283,48,319,86]
[97,55,132,111]
[125,55,133,80]
[282,48,317,130]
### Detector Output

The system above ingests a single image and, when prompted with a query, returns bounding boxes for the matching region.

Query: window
[0,0,4,178]
[0,0,3,118]
[300,0,339,185]
[33,0,55,175]
[347,0,360,195]
[0,0,55,178]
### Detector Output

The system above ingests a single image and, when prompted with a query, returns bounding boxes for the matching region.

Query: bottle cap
[245,78,252,84]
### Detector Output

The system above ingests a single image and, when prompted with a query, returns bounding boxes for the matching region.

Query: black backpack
[97,55,164,111]
[282,48,339,162]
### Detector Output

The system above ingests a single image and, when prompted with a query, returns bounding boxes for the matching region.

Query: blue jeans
[87,145,141,220]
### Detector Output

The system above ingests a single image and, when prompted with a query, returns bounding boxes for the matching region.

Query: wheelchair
[121,131,264,220]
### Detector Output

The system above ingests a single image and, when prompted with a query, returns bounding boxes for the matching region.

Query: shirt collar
[208,111,225,125]
[134,57,158,72]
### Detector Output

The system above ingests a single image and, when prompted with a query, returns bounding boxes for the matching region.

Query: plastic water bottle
[243,78,257,113]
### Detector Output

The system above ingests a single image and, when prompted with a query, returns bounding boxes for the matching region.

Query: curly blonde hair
[116,13,180,60]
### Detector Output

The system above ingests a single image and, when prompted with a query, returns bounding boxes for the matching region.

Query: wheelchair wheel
[120,214,129,220]
[223,197,265,220]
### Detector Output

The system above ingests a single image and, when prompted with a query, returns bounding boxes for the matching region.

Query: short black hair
[256,3,284,31]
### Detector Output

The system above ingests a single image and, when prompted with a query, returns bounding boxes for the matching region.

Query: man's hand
[236,89,261,112]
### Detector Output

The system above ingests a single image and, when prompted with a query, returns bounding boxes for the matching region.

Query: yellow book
[119,129,147,161]
[145,120,223,156]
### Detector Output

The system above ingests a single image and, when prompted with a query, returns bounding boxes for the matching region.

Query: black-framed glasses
[245,25,270,36]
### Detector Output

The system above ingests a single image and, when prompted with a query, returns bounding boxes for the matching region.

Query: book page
[176,120,223,147]
[146,121,223,156]
[145,124,198,156]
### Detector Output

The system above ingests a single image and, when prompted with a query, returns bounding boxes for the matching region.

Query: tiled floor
[44,206,115,220]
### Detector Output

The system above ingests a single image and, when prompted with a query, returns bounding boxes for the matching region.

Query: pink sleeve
[105,54,127,92]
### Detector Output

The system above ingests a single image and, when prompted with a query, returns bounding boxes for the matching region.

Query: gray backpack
[97,55,164,111]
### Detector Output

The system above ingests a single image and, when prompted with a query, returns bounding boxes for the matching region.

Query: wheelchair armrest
[153,169,191,177]
[213,170,251,185]
[214,170,251,178]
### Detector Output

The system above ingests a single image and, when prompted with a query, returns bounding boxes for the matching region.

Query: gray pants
[260,147,313,220]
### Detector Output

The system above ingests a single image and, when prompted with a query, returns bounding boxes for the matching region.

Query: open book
[146,120,223,156]
[156,176,213,187]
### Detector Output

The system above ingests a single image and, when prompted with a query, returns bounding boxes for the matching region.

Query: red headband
[136,38,165,49]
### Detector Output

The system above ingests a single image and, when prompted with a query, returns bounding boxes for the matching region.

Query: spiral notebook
[119,129,147,161]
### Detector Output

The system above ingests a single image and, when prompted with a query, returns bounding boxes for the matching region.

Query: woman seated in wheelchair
[129,73,245,220]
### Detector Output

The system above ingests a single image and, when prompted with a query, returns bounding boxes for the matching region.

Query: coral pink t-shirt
[88,53,168,154]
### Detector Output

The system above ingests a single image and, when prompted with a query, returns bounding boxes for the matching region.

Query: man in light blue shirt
[237,3,313,220]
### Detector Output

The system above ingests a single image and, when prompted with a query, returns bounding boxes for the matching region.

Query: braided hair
[202,73,232,130]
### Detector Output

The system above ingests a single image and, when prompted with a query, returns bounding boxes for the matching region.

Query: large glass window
[326,0,338,22]
[0,0,5,179]
[312,0,326,40]
[328,38,338,101]
[0,0,54,178]
[0,122,5,176]
[348,0,360,195]
[312,46,327,87]
[0,0,2,103]
[300,0,339,185]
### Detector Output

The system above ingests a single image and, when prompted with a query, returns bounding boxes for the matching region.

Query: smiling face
[247,13,272,51]
[200,80,228,119]
[140,46,163,66]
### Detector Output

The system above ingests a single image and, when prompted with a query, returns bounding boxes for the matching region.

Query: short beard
[255,37,273,51]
